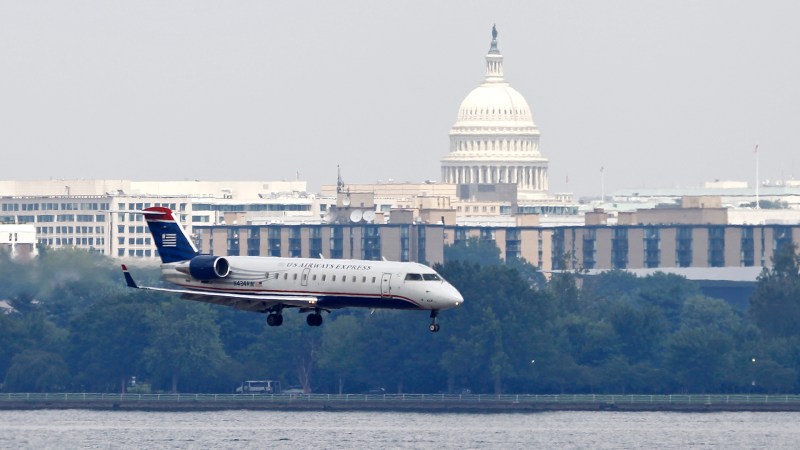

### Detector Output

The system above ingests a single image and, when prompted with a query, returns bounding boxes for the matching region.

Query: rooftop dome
[455,84,535,127]
[441,26,549,201]
[451,25,538,130]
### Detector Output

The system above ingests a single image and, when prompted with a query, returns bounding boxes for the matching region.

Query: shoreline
[3,393,800,413]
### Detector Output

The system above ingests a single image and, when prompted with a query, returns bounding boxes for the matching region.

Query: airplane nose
[451,286,464,307]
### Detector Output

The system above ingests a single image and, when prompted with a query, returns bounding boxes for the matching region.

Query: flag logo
[162,233,177,247]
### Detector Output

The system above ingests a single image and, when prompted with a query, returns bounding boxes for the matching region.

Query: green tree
[145,301,232,393]
[68,295,151,392]
[607,300,668,364]
[750,243,800,338]
[38,248,127,327]
[664,296,741,392]
[318,315,367,394]
[444,237,502,266]
[4,350,69,392]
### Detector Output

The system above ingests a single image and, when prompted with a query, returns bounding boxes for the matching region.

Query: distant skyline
[1,1,798,197]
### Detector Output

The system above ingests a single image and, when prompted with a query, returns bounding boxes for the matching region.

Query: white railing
[2,392,799,405]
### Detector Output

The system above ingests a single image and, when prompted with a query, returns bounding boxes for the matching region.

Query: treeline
[1,242,799,395]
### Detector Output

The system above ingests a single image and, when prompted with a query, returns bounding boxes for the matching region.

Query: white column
[527,167,533,190]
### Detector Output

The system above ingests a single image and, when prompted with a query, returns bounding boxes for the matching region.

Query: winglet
[121,265,139,289]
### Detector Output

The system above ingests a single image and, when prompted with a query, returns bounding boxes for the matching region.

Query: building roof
[585,266,764,282]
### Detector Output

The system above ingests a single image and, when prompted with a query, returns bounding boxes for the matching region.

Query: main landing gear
[428,310,440,333]
[306,311,323,327]
[267,308,324,327]
[266,313,284,327]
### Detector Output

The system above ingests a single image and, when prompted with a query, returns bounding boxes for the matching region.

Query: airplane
[121,207,464,332]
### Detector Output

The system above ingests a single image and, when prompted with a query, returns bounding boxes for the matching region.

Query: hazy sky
[2,1,798,197]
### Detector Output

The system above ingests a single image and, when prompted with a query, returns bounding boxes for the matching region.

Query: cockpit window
[404,273,423,281]
[422,274,441,281]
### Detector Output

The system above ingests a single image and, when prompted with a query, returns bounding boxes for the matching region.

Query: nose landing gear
[428,310,440,333]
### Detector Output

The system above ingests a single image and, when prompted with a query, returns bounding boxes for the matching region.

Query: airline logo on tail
[162,233,177,247]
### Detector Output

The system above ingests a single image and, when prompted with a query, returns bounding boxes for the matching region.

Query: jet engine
[187,255,231,281]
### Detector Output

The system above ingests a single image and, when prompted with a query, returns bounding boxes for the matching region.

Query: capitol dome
[441,26,549,200]
[455,83,535,126]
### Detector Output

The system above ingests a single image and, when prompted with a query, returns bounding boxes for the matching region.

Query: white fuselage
[163,257,464,311]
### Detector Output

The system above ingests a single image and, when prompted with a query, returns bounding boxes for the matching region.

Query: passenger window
[362,276,366,282]
[372,277,376,283]
[352,276,356,282]
[293,274,298,280]
[342,275,346,282]
[265,272,269,278]
[284,273,287,280]
[332,275,336,281]
[313,275,317,281]
[322,275,326,281]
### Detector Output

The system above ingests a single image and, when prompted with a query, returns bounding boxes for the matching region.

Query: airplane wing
[121,265,320,313]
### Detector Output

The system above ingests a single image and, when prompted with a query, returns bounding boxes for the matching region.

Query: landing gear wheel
[428,310,440,333]
[306,313,323,327]
[266,313,284,327]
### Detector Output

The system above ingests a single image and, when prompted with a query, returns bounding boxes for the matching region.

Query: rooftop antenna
[600,166,605,203]
[336,165,345,194]
[755,145,760,209]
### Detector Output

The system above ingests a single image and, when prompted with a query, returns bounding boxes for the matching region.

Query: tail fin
[142,207,200,263]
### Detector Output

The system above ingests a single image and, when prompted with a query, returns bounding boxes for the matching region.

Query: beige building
[194,192,800,275]
[195,219,445,265]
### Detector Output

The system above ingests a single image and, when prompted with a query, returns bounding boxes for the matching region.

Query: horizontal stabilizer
[121,265,138,288]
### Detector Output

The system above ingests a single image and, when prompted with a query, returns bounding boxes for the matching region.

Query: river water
[2,409,799,449]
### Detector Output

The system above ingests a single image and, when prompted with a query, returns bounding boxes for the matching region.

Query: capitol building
[441,26,549,201]
[3,26,800,283]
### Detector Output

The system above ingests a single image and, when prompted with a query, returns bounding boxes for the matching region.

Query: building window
[774,226,793,253]
[288,227,302,258]
[400,226,410,262]
[309,227,322,259]
[454,228,467,245]
[362,225,381,261]
[506,228,520,261]
[643,227,660,268]
[552,228,566,270]
[741,227,755,267]
[228,228,240,256]
[268,226,281,257]
[676,227,693,268]
[330,227,343,259]
[708,226,725,267]
[611,227,628,269]
[582,228,596,270]
[417,226,426,264]
[247,227,261,256]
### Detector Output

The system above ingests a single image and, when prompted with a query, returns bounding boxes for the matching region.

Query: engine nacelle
[188,255,231,281]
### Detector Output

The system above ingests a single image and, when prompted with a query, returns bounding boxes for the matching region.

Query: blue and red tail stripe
[142,207,200,263]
